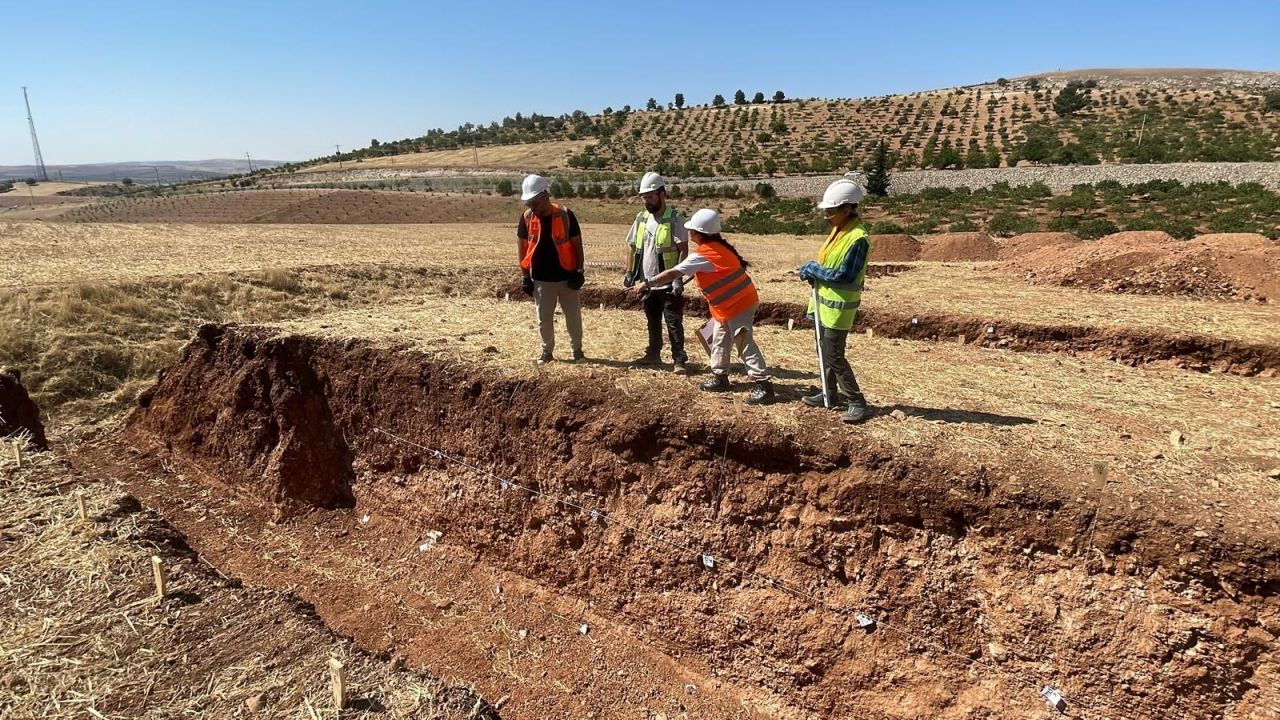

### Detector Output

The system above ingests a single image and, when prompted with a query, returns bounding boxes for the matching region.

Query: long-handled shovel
[812,285,832,408]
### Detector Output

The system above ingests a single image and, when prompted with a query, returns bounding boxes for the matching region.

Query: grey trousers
[818,326,863,400]
[533,280,583,354]
[709,305,771,381]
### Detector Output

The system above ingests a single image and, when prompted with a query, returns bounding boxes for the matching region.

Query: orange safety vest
[520,204,579,272]
[693,240,759,324]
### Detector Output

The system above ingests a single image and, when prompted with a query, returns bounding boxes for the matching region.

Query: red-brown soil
[1,367,48,449]
[996,232,1081,260]
[919,232,999,262]
[104,324,1280,720]
[1011,232,1280,302]
[868,234,921,261]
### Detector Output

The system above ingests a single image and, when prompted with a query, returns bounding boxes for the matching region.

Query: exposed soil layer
[919,232,999,261]
[996,232,1081,259]
[133,324,355,515]
[868,234,921,261]
[1,450,492,719]
[119,324,1280,720]
[506,283,1280,377]
[1011,232,1280,302]
[0,367,48,449]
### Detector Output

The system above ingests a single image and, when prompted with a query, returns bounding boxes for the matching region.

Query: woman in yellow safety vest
[798,176,872,423]
[630,209,775,405]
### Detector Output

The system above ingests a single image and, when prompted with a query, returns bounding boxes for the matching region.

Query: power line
[22,87,49,182]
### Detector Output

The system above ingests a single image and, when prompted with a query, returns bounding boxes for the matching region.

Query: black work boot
[842,395,872,424]
[700,374,731,392]
[745,381,775,405]
[633,350,661,366]
[802,391,838,408]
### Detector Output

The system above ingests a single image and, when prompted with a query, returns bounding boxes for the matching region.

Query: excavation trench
[500,282,1280,377]
[120,324,1280,719]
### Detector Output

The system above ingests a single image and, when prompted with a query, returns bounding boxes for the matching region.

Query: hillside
[0,159,289,184]
[278,69,1280,178]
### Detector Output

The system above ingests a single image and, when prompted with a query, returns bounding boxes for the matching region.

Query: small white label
[1041,687,1066,712]
[579,623,590,636]
[700,554,716,570]
[987,325,995,334]
[856,613,875,629]
[911,316,918,325]
[500,479,510,491]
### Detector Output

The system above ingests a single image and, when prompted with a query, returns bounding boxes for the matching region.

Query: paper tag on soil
[418,530,443,552]
[856,613,876,629]
[578,623,590,636]
[700,554,716,570]
[1040,687,1067,712]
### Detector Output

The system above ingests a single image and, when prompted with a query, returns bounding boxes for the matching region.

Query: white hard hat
[817,176,865,209]
[683,208,721,235]
[638,172,666,195]
[521,174,550,201]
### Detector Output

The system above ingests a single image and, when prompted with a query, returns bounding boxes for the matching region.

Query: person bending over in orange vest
[517,174,585,363]
[629,209,775,405]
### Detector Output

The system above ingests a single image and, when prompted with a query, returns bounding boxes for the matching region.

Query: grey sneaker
[842,400,872,424]
[700,374,731,392]
[745,381,775,405]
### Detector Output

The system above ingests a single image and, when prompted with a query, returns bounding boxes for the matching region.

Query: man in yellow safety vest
[623,172,690,374]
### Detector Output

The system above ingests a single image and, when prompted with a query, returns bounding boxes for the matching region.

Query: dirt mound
[1012,231,1280,301]
[868,234,921,261]
[131,324,355,515]
[0,368,48,449]
[919,232,998,261]
[996,232,1080,259]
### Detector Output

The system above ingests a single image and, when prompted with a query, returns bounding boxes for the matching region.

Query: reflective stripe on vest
[693,241,758,324]
[631,207,680,272]
[806,222,870,331]
[520,204,578,272]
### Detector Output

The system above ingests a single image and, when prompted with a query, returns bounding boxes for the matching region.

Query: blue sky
[2,0,1277,165]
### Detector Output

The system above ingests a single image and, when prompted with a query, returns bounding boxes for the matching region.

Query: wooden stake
[328,658,347,709]
[504,292,510,302]
[787,318,794,331]
[956,333,966,345]
[865,328,874,339]
[1091,460,1109,490]
[76,491,87,521]
[12,441,22,468]
[599,302,605,311]
[151,555,167,599]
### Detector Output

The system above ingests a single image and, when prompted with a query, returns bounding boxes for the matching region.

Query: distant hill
[0,159,288,184]
[279,68,1280,177]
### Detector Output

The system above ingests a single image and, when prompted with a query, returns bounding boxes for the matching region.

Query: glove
[567,270,585,291]
[521,276,535,296]
[622,271,636,289]
[797,261,820,286]
[672,277,684,297]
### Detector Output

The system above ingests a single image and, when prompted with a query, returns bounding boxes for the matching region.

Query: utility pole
[245,152,255,173]
[22,87,50,182]
[335,144,342,168]
[150,166,162,186]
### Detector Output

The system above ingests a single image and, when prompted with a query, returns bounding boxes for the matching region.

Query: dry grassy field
[3,214,1279,719]
[299,140,591,173]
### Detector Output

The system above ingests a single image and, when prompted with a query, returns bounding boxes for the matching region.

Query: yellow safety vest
[806,222,870,331]
[630,206,680,273]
